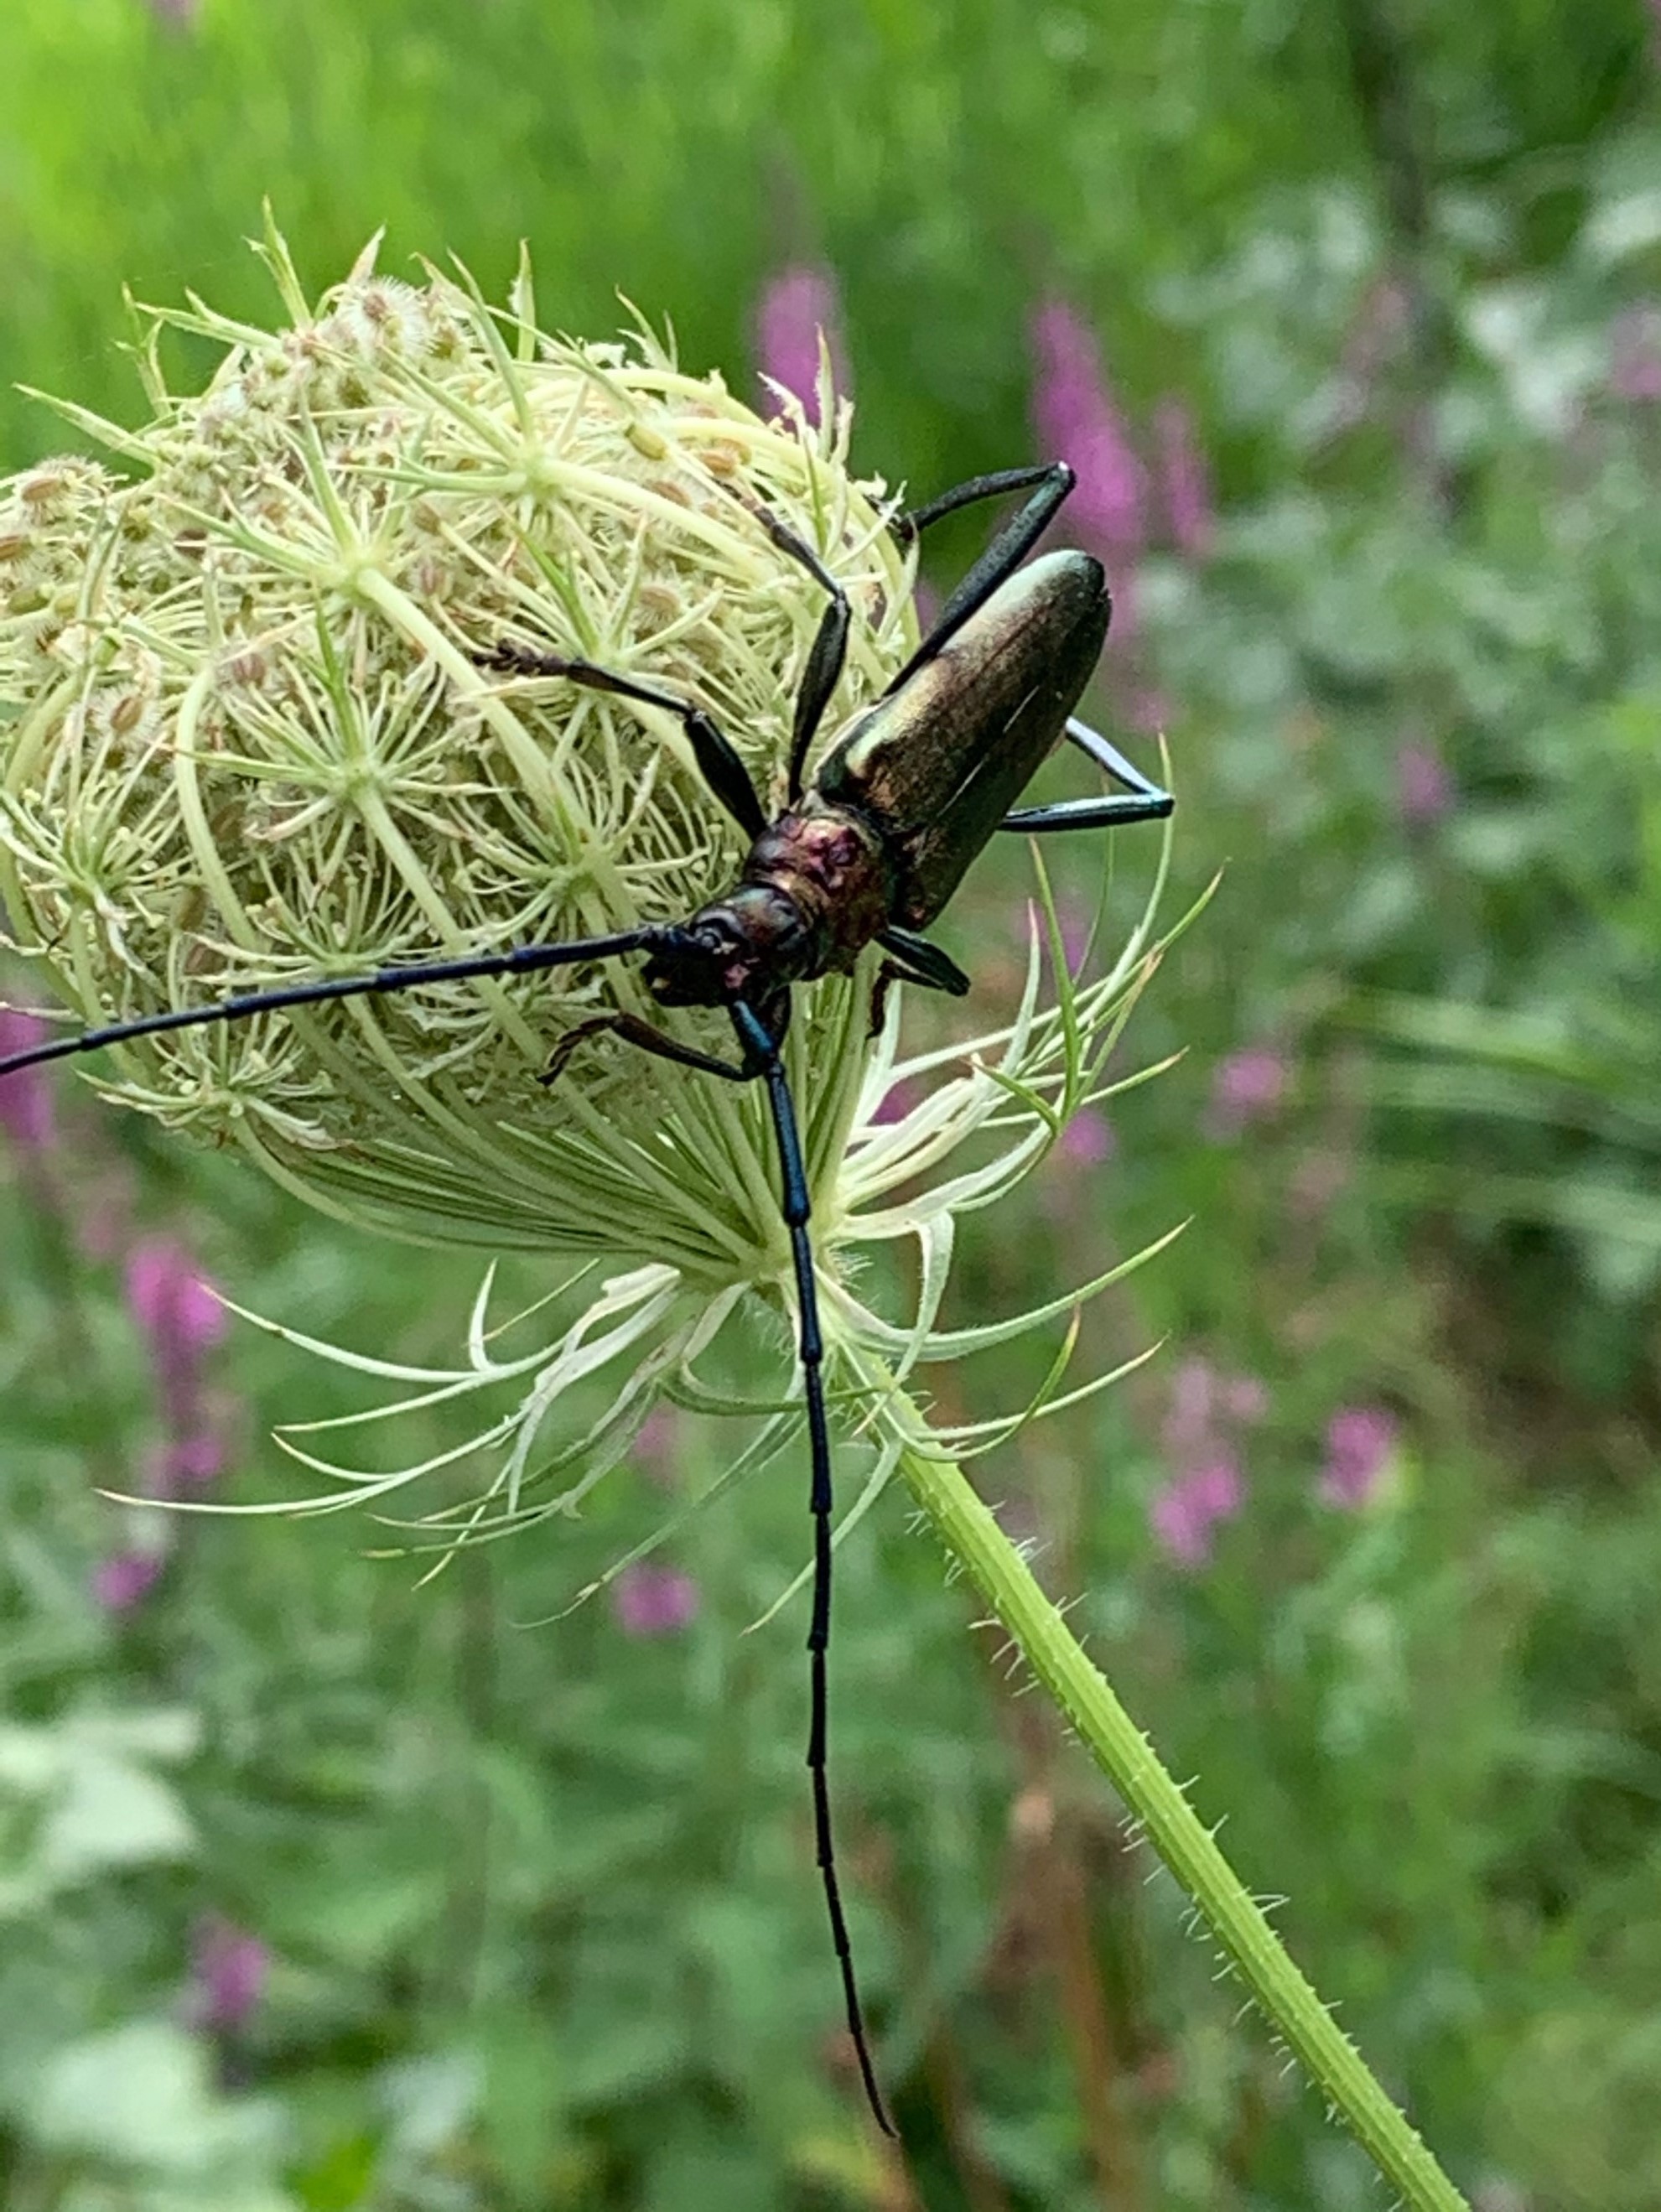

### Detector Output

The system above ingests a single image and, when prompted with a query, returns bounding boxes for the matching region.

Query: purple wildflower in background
[1017,892,1093,977]
[188,1918,269,2035]
[123,1237,232,1499]
[1318,1405,1399,1510]
[1396,739,1453,828]
[91,1550,165,1612]
[0,1008,56,1155]
[1163,1356,1218,1462]
[611,1562,699,1638]
[144,0,200,23]
[1150,1456,1244,1569]
[1029,300,1148,569]
[755,264,849,427]
[631,1405,681,1484]
[1609,304,1661,402]
[125,1238,225,1403]
[145,1428,228,1497]
[1161,1358,1268,1456]
[1124,688,1175,735]
[1057,1107,1115,1167]
[1290,1148,1351,1225]
[1151,1358,1264,1568]
[1153,397,1215,561]
[1052,893,1093,974]
[1206,1046,1288,1140]
[1219,1373,1269,1425]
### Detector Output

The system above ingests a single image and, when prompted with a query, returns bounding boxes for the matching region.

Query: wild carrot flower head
[1,226,1185,1565]
[0,220,912,1251]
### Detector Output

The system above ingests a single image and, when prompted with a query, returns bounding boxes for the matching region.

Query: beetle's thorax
[642,797,895,1008]
[741,797,896,963]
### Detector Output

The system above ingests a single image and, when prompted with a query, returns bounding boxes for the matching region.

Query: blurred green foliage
[3,0,1660,2206]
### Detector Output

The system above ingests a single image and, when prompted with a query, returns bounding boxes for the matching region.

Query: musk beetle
[1,460,1171,2132]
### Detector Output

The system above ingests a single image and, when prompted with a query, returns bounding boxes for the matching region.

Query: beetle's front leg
[740,503,852,802]
[540,1011,752,1088]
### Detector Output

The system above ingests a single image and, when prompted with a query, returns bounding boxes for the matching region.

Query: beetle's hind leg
[1000,715,1173,833]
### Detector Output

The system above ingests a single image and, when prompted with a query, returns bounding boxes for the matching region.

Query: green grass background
[3,2,1661,2206]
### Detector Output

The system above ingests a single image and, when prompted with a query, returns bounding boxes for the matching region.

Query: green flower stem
[870,1361,1469,2212]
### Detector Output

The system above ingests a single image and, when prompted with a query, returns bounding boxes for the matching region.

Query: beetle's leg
[1001,791,1173,832]
[876,926,971,996]
[868,963,902,1041]
[540,1010,751,1088]
[746,507,853,802]
[475,645,767,841]
[868,931,971,1040]
[891,461,1073,545]
[867,960,930,1041]
[728,997,894,2137]
[885,462,1077,693]
[1000,714,1173,833]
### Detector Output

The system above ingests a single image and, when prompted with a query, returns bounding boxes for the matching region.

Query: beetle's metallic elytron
[1,461,1170,2133]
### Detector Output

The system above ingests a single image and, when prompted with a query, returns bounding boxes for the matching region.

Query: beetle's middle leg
[475,645,767,841]
[740,504,852,802]
[869,925,971,1038]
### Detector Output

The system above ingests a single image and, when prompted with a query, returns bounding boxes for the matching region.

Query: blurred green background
[3,1,1661,2206]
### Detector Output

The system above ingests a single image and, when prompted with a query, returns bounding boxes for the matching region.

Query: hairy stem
[859,1353,1469,2212]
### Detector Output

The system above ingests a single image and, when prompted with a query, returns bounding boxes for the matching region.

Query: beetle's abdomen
[816,551,1109,929]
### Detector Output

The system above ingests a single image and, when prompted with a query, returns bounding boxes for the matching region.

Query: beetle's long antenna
[729,998,895,2138]
[0,931,661,1082]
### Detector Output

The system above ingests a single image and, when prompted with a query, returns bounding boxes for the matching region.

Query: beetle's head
[643,890,810,1008]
